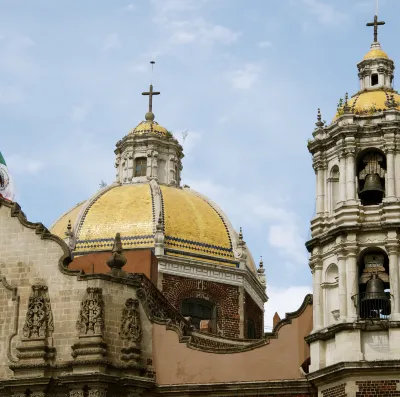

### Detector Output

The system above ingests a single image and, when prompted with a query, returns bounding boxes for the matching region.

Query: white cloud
[264,285,312,330]
[151,0,210,14]
[228,63,262,90]
[71,102,90,123]
[124,3,136,11]
[7,155,46,175]
[103,33,121,51]
[169,19,241,46]
[301,0,348,26]
[257,40,272,48]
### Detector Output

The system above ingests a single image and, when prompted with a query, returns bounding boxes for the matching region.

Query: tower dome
[334,16,398,121]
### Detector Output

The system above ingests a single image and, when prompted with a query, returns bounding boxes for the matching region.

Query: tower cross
[366,14,385,43]
[142,84,160,113]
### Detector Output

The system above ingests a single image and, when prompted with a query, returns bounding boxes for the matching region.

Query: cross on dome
[366,14,385,43]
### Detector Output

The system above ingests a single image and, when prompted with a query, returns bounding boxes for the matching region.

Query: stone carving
[69,391,84,397]
[77,288,104,335]
[130,274,191,337]
[88,391,107,397]
[23,284,53,339]
[120,298,142,342]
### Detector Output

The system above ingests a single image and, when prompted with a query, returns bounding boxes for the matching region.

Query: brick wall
[161,274,240,338]
[356,380,400,396]
[322,384,346,397]
[244,291,263,339]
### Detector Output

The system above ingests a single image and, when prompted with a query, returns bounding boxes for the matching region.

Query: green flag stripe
[0,152,6,166]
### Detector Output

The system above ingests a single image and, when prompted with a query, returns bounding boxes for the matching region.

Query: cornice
[307,359,400,386]
[156,379,313,396]
[157,255,267,309]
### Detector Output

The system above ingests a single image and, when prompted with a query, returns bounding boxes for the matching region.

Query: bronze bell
[360,274,390,318]
[359,173,385,205]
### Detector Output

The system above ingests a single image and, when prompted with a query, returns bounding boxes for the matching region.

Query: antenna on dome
[182,129,188,145]
[150,60,155,84]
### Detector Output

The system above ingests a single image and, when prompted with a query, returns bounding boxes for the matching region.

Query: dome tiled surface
[334,90,400,120]
[363,48,389,60]
[130,120,168,137]
[51,183,237,266]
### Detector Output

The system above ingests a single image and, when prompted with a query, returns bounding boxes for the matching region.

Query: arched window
[329,165,340,213]
[134,157,147,177]
[181,298,214,330]
[371,73,379,86]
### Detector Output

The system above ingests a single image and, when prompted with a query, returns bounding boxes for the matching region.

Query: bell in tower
[357,151,386,205]
[358,253,390,319]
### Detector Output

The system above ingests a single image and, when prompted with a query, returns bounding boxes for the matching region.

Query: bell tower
[306,12,400,396]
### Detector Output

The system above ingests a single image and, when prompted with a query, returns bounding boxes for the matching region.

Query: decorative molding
[77,287,104,336]
[120,298,142,342]
[0,275,19,363]
[22,284,53,339]
[158,258,266,310]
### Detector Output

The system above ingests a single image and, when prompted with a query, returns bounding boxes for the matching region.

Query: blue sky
[1,0,399,327]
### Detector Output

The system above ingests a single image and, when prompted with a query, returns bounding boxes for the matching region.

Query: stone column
[387,243,400,319]
[316,166,325,215]
[312,262,323,330]
[395,152,400,196]
[386,148,396,198]
[346,150,356,201]
[324,167,329,216]
[339,152,346,203]
[346,250,358,320]
[337,251,347,320]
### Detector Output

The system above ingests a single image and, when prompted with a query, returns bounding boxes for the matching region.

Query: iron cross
[142,84,160,113]
[366,15,385,43]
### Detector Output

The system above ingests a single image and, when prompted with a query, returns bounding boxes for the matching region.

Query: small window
[134,157,147,177]
[371,74,379,86]
[181,298,214,330]
[247,319,256,339]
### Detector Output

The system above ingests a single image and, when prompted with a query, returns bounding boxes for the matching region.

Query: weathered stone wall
[244,291,263,339]
[0,202,152,386]
[161,273,240,338]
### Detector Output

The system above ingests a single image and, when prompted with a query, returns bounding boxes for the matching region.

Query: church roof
[50,182,256,271]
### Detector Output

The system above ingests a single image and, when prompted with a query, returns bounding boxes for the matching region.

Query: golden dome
[363,48,389,60]
[130,120,169,137]
[334,90,400,120]
[51,183,243,268]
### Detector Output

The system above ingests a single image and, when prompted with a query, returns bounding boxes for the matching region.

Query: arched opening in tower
[357,149,386,206]
[356,248,390,320]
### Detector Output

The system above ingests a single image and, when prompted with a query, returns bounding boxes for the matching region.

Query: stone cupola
[114,84,184,186]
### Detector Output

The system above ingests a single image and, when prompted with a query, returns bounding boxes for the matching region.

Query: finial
[366,5,385,43]
[315,108,324,128]
[239,227,243,241]
[156,210,163,232]
[343,92,351,113]
[142,62,160,123]
[385,93,397,109]
[257,256,265,275]
[106,232,127,274]
[65,219,73,237]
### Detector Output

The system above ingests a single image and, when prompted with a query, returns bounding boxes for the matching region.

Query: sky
[1,0,399,329]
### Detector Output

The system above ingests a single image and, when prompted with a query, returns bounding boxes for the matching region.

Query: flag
[0,152,14,201]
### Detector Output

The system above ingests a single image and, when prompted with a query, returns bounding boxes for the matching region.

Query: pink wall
[153,303,313,385]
